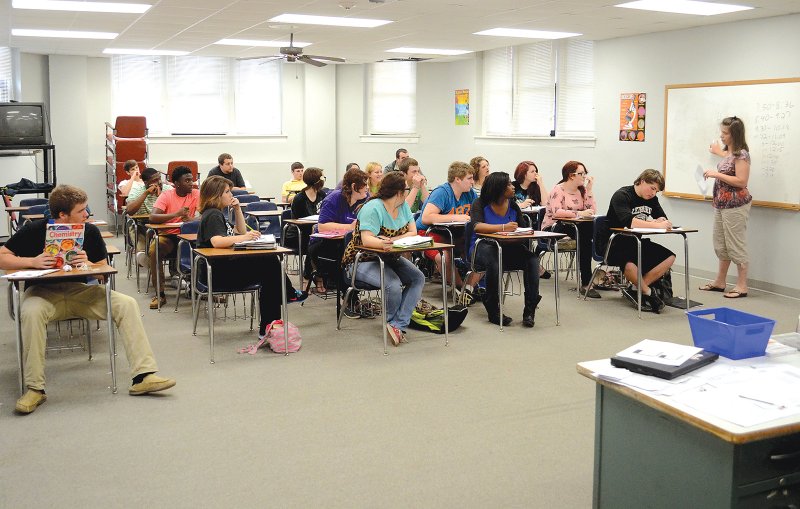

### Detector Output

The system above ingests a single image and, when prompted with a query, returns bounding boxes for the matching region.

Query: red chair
[167,161,199,182]
[107,116,148,139]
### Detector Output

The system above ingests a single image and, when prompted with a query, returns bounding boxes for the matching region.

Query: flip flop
[723,289,748,299]
[699,283,726,292]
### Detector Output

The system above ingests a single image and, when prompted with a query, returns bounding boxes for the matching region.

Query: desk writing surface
[5,264,117,280]
[356,242,453,254]
[5,206,31,212]
[195,246,292,258]
[246,210,282,217]
[610,227,699,235]
[284,218,318,225]
[478,231,566,241]
[178,233,197,242]
[578,358,800,444]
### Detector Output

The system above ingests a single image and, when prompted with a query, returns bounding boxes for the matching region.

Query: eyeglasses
[404,187,412,194]
[575,171,588,176]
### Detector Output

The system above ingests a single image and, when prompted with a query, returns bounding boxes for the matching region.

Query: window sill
[359,134,420,144]
[148,134,288,144]
[475,135,596,148]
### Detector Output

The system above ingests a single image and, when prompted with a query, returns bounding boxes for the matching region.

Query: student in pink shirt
[148,166,199,309]
[541,160,600,298]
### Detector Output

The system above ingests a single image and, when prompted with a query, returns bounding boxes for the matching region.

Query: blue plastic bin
[686,307,775,360]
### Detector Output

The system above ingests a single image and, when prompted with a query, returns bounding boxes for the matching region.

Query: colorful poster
[455,89,469,125]
[619,93,646,142]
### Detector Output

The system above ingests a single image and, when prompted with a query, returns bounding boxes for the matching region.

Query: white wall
[14,13,799,294]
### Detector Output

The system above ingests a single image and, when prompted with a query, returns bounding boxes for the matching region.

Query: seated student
[117,159,143,198]
[365,161,383,195]
[309,168,369,296]
[282,162,306,203]
[286,167,328,292]
[470,156,491,196]
[197,176,285,337]
[604,169,676,313]
[207,153,246,191]
[0,185,175,414]
[148,166,200,309]
[125,167,167,269]
[417,161,482,305]
[384,148,408,173]
[541,160,600,299]
[513,160,551,279]
[469,172,542,327]
[342,171,425,345]
[513,160,548,209]
[398,157,430,213]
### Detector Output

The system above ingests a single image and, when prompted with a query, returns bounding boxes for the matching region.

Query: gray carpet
[1,240,798,508]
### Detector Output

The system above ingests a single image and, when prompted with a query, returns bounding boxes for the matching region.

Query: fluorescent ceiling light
[270,13,392,28]
[104,48,188,56]
[215,38,311,48]
[12,0,150,14]
[387,47,472,56]
[474,28,581,39]
[12,28,118,39]
[615,0,753,16]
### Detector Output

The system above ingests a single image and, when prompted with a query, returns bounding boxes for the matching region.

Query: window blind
[556,40,595,136]
[368,61,416,134]
[483,47,513,135]
[111,55,164,132]
[0,47,13,102]
[234,59,281,135]
[166,56,229,134]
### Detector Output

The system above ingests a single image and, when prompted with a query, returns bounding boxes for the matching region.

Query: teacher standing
[701,116,751,299]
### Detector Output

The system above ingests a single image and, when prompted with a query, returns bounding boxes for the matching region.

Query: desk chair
[231,189,249,196]
[537,208,576,281]
[19,198,48,207]
[583,215,624,298]
[3,194,20,233]
[175,221,200,312]
[19,204,48,226]
[245,201,281,238]
[237,194,260,205]
[167,161,199,182]
[335,232,391,354]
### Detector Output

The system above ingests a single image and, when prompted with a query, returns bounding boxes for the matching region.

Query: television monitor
[0,102,48,146]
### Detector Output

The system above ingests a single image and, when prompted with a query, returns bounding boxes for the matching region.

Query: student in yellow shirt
[282,162,306,203]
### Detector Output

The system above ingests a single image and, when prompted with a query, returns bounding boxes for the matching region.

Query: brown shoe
[129,374,176,395]
[16,389,47,414]
[149,294,167,309]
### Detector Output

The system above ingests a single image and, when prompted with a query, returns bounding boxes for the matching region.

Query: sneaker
[289,290,308,303]
[129,374,176,395]
[488,313,513,326]
[149,294,167,309]
[15,389,47,414]
[582,286,602,299]
[135,251,149,268]
[621,286,654,311]
[457,287,475,307]
[343,305,361,319]
[539,270,552,280]
[386,323,402,346]
[646,292,665,314]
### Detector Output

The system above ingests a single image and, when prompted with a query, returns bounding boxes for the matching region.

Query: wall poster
[455,89,469,125]
[620,92,646,142]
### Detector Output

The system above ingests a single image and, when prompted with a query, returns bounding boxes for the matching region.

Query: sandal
[723,289,748,299]
[313,276,327,295]
[699,283,726,292]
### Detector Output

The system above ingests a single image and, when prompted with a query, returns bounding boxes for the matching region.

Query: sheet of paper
[695,164,708,195]
[616,339,702,367]
[627,227,668,233]
[301,214,320,221]
[3,269,59,279]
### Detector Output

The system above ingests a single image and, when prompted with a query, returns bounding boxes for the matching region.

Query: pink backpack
[238,320,302,354]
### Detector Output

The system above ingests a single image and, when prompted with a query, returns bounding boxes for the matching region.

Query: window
[483,40,594,137]
[111,55,281,136]
[367,61,416,134]
[0,47,13,102]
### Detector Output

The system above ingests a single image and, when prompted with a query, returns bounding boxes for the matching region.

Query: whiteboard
[663,78,800,211]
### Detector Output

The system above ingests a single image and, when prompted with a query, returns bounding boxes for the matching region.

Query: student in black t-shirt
[605,169,676,313]
[286,167,328,292]
[0,185,175,414]
[197,177,305,339]
[207,152,246,190]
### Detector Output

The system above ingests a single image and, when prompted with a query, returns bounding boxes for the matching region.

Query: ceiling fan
[239,33,345,67]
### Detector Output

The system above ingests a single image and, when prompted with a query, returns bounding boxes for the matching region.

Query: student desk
[4,205,30,233]
[344,242,453,355]
[310,231,346,319]
[607,227,698,318]
[105,244,121,290]
[5,264,119,395]
[282,217,318,289]
[476,231,566,330]
[145,222,184,311]
[192,246,292,363]
[578,357,800,508]
[127,213,150,290]
[553,216,594,296]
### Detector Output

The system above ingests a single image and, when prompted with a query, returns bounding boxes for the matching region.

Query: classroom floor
[1,237,798,508]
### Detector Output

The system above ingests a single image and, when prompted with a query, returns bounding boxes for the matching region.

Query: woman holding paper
[604,169,676,313]
[197,176,293,340]
[469,172,541,328]
[701,116,752,299]
[341,171,425,346]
